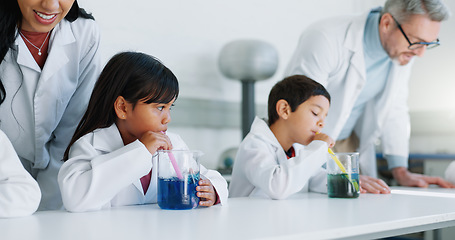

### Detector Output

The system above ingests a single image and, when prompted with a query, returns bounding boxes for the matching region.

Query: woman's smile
[34,10,58,24]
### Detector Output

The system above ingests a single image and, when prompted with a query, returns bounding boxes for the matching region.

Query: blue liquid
[158,174,200,210]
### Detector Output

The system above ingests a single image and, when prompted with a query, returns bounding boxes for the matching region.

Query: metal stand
[242,81,255,139]
[218,39,278,139]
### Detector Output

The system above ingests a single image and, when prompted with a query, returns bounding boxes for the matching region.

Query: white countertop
[2,186,455,240]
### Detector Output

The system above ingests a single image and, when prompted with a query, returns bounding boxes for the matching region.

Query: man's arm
[392,166,455,188]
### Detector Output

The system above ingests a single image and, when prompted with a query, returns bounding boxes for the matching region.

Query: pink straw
[168,151,183,180]
[161,132,183,180]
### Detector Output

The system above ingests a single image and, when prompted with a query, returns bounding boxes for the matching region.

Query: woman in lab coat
[285,1,453,189]
[0,0,101,210]
[0,130,41,218]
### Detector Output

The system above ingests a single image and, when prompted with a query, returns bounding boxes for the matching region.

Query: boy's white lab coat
[285,9,412,177]
[229,117,327,199]
[0,130,41,218]
[0,18,101,210]
[58,124,228,212]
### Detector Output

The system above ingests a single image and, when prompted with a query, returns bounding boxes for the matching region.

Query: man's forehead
[402,14,441,41]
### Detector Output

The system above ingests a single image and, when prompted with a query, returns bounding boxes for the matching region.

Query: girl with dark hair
[0,0,101,211]
[58,52,227,212]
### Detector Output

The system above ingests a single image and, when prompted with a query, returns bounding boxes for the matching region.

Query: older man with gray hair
[285,0,454,193]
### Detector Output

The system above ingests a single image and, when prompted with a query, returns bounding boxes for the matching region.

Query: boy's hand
[196,179,217,207]
[314,133,335,148]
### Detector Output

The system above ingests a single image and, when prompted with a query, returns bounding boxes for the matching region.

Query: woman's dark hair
[63,51,179,160]
[0,0,94,105]
[268,75,331,126]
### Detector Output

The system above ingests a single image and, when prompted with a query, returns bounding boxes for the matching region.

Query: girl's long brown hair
[63,51,179,160]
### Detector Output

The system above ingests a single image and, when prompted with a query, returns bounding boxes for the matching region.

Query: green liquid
[327,173,359,198]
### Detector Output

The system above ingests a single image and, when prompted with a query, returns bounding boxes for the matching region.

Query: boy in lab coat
[229,75,334,199]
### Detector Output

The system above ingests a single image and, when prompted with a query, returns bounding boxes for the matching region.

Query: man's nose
[413,46,427,57]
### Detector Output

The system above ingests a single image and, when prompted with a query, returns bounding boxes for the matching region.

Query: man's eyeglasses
[391,15,440,50]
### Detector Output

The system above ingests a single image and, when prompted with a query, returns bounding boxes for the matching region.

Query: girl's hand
[314,133,335,148]
[196,179,217,207]
[139,131,172,154]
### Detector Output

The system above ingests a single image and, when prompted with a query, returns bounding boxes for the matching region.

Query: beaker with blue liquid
[157,150,202,210]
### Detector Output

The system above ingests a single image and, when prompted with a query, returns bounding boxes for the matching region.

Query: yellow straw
[328,148,359,191]
[328,148,348,173]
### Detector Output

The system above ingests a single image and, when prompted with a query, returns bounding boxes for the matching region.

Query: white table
[2,187,455,240]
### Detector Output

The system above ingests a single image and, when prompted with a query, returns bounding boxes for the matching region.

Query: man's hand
[359,175,391,194]
[392,167,455,188]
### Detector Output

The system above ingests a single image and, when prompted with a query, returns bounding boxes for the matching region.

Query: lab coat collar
[343,8,381,53]
[40,20,73,81]
[48,19,76,48]
[248,117,283,153]
[92,123,150,195]
[248,117,304,163]
[342,9,380,82]
[93,124,125,153]
[14,29,41,72]
[14,20,74,75]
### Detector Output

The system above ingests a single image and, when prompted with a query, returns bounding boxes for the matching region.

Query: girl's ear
[276,99,291,120]
[114,96,128,120]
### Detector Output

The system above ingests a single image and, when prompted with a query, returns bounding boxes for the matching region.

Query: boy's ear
[276,99,291,120]
[114,96,128,120]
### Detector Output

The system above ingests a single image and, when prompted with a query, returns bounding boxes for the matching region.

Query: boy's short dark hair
[268,75,330,126]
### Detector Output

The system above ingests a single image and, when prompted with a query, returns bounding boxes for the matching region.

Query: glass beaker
[327,152,360,198]
[157,150,202,209]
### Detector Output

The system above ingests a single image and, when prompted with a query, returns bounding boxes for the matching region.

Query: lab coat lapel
[38,21,73,85]
[375,66,397,129]
[250,117,286,163]
[343,13,368,84]
[356,62,410,149]
[375,63,410,129]
[344,8,383,83]
[133,176,146,195]
[15,33,41,73]
[328,12,369,138]
[93,124,125,153]
[93,124,146,194]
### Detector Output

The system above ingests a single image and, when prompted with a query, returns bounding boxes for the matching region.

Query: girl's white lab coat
[58,124,228,212]
[0,18,101,210]
[285,9,412,177]
[0,130,41,218]
[229,117,327,199]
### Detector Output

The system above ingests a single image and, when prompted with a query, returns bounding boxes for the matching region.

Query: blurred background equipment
[218,39,278,138]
